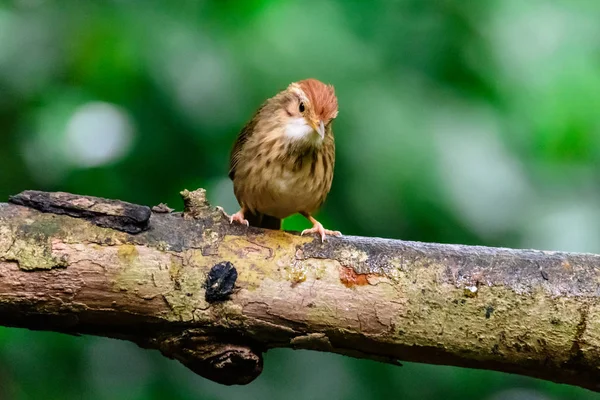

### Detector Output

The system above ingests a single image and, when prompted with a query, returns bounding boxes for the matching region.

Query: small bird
[227,78,341,241]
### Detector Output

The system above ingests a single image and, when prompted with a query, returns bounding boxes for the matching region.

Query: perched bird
[227,78,341,241]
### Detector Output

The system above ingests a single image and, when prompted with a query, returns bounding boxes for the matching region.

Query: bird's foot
[301,221,342,242]
[216,206,249,227]
[229,209,249,227]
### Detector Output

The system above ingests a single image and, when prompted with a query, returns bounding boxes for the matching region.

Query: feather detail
[229,104,265,180]
[297,79,338,121]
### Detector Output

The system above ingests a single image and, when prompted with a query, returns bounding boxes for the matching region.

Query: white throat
[285,117,320,143]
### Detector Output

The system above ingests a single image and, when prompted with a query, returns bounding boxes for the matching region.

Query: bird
[226,78,341,242]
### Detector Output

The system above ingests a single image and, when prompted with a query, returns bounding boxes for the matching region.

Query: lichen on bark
[1,191,600,391]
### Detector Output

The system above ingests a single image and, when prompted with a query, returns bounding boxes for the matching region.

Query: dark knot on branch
[157,332,263,385]
[204,261,238,302]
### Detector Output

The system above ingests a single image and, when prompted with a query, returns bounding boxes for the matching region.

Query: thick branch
[0,190,599,390]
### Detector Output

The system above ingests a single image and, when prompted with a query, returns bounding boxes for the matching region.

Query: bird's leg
[218,206,249,227]
[230,207,250,227]
[300,212,342,242]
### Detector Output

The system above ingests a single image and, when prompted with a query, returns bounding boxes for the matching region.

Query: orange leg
[300,212,342,242]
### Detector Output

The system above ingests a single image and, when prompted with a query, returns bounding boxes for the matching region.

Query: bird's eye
[299,102,305,113]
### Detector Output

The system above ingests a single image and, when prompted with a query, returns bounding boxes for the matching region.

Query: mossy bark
[0,190,599,390]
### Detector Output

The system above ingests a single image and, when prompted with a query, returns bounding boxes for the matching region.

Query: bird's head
[280,78,338,144]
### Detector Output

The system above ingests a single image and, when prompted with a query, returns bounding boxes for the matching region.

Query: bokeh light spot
[63,102,135,168]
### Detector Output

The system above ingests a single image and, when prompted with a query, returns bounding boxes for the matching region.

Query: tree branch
[0,189,599,391]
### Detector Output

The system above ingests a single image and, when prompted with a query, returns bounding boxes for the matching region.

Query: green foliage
[1,0,600,399]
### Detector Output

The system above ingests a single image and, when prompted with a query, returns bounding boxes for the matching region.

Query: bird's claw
[217,207,249,227]
[301,222,342,242]
[229,210,249,227]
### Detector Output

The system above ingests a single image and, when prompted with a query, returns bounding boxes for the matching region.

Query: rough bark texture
[0,189,599,390]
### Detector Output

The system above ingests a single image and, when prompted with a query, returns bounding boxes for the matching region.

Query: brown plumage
[227,78,341,241]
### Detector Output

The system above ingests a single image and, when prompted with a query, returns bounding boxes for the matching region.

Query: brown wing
[228,105,264,180]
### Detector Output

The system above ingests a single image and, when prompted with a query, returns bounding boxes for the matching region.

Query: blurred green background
[1,0,600,399]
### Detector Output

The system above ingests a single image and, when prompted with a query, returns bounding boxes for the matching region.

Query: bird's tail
[245,211,282,230]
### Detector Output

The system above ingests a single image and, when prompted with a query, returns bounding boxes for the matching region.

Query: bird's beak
[311,120,325,139]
